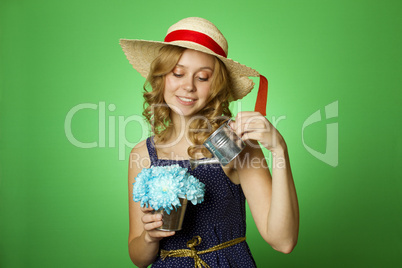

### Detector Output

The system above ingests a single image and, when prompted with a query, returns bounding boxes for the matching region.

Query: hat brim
[120,39,260,101]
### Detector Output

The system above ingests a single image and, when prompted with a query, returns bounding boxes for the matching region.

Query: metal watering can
[189,120,245,170]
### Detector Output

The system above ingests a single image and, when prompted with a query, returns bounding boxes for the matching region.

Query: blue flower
[132,168,152,208]
[132,164,205,214]
[185,175,205,205]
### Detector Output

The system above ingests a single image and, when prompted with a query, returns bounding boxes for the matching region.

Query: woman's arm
[128,140,175,267]
[230,112,299,254]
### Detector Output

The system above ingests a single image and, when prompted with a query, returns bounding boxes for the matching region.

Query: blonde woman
[122,17,299,268]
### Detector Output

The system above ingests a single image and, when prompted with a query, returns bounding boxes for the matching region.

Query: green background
[1,0,401,267]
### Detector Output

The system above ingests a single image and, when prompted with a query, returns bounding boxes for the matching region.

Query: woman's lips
[176,96,197,105]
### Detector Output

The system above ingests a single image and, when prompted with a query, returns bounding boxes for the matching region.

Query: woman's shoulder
[131,138,149,153]
[129,137,152,171]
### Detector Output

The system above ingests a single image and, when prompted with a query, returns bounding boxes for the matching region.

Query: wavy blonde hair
[143,45,232,158]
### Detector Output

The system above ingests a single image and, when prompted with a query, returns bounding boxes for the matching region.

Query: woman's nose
[182,77,195,92]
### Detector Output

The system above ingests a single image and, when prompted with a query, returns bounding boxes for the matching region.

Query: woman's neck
[168,111,191,142]
[154,112,191,156]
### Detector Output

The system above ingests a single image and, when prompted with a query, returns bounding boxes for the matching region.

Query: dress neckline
[147,136,190,162]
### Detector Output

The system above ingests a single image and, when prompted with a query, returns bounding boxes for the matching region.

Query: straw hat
[120,17,267,114]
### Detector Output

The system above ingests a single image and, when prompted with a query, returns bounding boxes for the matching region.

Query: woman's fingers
[140,206,154,213]
[143,214,176,241]
[230,112,270,138]
[230,112,285,151]
[141,212,162,224]
[143,220,163,231]
[148,230,176,238]
[140,209,176,241]
[145,229,176,243]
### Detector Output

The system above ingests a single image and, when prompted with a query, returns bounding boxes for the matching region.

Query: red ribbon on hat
[165,29,268,116]
[165,30,227,57]
[255,75,268,116]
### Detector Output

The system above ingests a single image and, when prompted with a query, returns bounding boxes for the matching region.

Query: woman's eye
[198,77,209,81]
[173,73,183,78]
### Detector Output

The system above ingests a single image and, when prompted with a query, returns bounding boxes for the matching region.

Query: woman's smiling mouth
[176,96,197,105]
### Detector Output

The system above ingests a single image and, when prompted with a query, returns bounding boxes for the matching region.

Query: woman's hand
[140,206,175,243]
[230,111,286,152]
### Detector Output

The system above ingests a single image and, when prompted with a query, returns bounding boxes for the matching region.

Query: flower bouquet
[133,164,205,231]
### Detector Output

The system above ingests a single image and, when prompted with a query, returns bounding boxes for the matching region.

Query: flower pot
[152,198,188,231]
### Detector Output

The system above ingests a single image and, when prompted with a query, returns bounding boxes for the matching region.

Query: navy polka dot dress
[147,137,257,268]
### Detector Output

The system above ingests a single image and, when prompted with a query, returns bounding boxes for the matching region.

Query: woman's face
[164,49,215,117]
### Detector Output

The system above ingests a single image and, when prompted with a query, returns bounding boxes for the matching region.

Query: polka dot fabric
[147,137,257,268]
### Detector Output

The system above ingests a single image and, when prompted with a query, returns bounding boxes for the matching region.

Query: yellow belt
[160,235,246,268]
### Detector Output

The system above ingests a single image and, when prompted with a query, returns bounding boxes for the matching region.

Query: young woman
[121,17,299,268]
